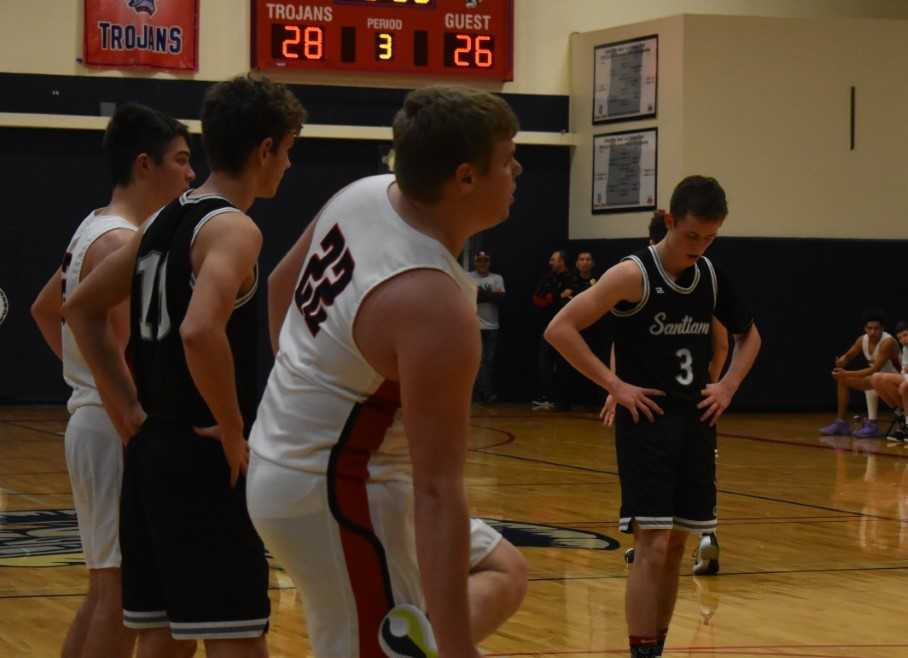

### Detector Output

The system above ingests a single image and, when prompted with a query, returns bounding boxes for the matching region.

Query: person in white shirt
[870,320,908,440]
[469,250,505,403]
[247,86,527,658]
[821,309,901,438]
[30,103,195,658]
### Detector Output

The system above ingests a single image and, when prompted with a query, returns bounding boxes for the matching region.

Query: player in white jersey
[31,103,194,658]
[820,309,901,438]
[247,87,526,658]
[870,321,908,440]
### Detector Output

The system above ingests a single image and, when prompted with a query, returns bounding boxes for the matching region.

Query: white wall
[569,14,908,240]
[568,16,686,240]
[3,0,908,94]
[683,15,908,238]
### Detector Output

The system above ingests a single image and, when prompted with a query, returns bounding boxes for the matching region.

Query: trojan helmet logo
[0,510,83,567]
[127,0,157,16]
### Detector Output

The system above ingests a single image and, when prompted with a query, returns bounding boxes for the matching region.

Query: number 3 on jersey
[295,224,355,336]
[675,348,694,386]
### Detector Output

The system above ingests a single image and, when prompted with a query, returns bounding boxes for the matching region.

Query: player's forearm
[709,346,729,383]
[721,324,761,392]
[181,328,245,433]
[414,482,474,658]
[66,309,138,412]
[31,307,63,361]
[545,320,619,393]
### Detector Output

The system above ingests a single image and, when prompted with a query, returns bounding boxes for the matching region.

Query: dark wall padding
[552,236,908,412]
[0,73,569,133]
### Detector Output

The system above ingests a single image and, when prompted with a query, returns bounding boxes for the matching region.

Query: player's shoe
[887,423,908,442]
[379,604,438,658]
[819,419,851,436]
[624,547,635,564]
[692,532,720,576]
[853,420,881,438]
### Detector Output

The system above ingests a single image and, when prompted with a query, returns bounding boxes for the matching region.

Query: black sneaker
[624,547,635,564]
[887,425,908,442]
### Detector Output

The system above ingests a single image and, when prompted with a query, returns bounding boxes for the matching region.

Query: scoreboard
[252,0,514,80]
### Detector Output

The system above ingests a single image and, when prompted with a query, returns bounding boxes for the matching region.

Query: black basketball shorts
[614,405,717,534]
[120,418,270,640]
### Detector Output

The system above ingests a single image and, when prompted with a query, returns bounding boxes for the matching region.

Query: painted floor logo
[0,510,84,567]
[484,519,620,551]
[0,510,619,568]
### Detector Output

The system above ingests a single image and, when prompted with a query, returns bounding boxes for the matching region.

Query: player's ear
[455,163,475,190]
[664,213,676,231]
[257,137,274,165]
[133,153,152,180]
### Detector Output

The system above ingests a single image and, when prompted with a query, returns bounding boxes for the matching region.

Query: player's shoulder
[375,269,475,326]
[606,258,645,284]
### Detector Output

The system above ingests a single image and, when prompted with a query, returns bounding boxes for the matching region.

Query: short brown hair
[201,74,307,175]
[392,86,519,204]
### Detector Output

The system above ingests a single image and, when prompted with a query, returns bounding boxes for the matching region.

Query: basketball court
[2,405,904,657]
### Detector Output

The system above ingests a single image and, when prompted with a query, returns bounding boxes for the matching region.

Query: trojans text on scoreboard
[267,4,334,22]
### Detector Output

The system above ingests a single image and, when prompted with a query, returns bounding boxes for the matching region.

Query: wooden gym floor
[2,404,907,657]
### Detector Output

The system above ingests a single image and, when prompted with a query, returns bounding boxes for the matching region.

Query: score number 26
[452,34,493,68]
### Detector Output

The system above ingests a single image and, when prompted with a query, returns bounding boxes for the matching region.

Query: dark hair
[201,74,307,175]
[862,307,888,327]
[103,102,189,187]
[895,320,908,334]
[392,86,519,204]
[669,175,728,221]
[576,251,594,260]
[648,210,668,243]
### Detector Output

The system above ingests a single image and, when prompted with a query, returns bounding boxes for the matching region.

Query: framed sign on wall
[592,128,657,214]
[593,35,657,124]
[83,0,199,70]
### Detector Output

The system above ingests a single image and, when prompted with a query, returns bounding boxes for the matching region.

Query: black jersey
[128,192,260,431]
[612,246,753,406]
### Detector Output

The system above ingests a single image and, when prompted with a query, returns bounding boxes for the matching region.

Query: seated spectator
[870,320,908,440]
[821,308,901,438]
[532,250,573,409]
[469,251,505,403]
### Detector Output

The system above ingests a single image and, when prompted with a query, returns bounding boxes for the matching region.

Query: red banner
[83,0,199,71]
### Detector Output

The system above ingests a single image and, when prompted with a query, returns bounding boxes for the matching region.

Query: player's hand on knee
[600,394,616,427]
[698,382,733,426]
[194,425,250,487]
[613,382,664,423]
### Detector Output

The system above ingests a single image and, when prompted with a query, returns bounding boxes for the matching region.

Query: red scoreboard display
[252,0,514,80]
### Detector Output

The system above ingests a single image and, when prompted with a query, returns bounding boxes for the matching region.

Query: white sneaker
[379,604,438,658]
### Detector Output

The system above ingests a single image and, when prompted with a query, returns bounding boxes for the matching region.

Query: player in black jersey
[545,176,761,658]
[64,74,306,658]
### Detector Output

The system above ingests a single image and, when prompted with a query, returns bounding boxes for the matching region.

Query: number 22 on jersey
[295,224,355,337]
